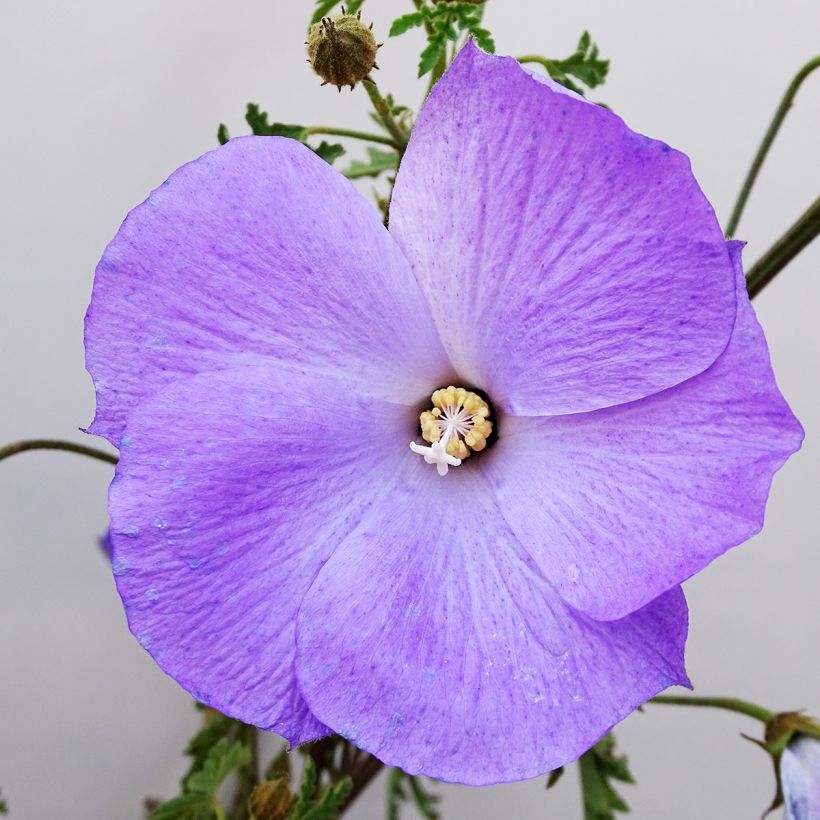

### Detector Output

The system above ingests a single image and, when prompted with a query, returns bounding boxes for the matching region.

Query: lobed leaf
[386,770,441,820]
[389,12,426,37]
[310,0,340,26]
[343,147,399,179]
[578,734,634,820]
[186,738,251,796]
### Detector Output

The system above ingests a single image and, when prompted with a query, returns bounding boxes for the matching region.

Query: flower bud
[306,9,380,91]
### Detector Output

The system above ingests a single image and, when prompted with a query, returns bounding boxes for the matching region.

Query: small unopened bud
[306,9,380,92]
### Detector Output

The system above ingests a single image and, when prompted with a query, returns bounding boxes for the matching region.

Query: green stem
[650,695,774,723]
[726,55,820,238]
[303,126,399,148]
[746,194,820,298]
[517,54,556,74]
[362,78,408,150]
[0,438,117,465]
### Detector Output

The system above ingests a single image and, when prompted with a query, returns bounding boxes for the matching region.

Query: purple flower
[782,735,820,820]
[84,44,802,784]
[780,734,820,820]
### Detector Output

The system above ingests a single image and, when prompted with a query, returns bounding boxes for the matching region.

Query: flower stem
[517,54,556,74]
[746,194,820,298]
[0,438,117,465]
[650,695,775,723]
[303,126,399,148]
[339,753,383,813]
[726,55,820,238]
[362,77,409,151]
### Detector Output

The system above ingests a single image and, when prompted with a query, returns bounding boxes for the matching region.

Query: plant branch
[304,126,399,148]
[517,54,555,73]
[339,754,383,813]
[0,438,117,465]
[650,695,775,723]
[726,55,820,238]
[746,194,820,298]
[362,77,409,150]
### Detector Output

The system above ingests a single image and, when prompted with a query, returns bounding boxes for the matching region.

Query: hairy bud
[306,9,380,91]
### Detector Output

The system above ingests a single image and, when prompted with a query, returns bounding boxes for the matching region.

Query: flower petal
[389,42,736,415]
[486,243,803,620]
[86,136,450,445]
[295,459,689,784]
[782,736,820,820]
[108,363,413,743]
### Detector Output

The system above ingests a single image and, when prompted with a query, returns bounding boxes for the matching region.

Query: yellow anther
[419,385,493,462]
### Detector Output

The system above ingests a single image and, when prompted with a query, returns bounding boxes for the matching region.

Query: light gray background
[1,1,818,818]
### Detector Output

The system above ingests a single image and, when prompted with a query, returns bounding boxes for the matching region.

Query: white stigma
[409,439,462,476]
[409,402,473,476]
[409,387,493,477]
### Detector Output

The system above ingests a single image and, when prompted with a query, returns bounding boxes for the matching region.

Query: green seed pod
[306,10,380,91]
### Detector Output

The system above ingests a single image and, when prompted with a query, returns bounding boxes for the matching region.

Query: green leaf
[578,734,634,820]
[313,141,346,164]
[466,25,495,53]
[186,738,251,796]
[389,12,426,37]
[418,34,447,77]
[545,31,609,95]
[310,0,340,26]
[245,104,308,140]
[182,712,238,784]
[291,758,318,816]
[297,778,352,820]
[344,0,364,15]
[216,123,230,145]
[152,792,213,820]
[546,767,564,789]
[0,788,8,816]
[343,147,399,179]
[386,770,440,820]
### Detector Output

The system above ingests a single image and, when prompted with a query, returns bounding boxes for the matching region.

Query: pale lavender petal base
[109,364,413,743]
[486,243,803,619]
[296,459,689,784]
[782,736,820,820]
[389,42,737,416]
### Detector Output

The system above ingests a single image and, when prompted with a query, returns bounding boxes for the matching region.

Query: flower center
[409,386,493,476]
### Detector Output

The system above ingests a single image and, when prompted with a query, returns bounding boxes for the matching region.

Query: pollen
[409,386,493,476]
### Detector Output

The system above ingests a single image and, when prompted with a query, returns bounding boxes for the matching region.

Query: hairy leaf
[387,769,441,820]
[418,34,448,77]
[578,734,634,820]
[152,792,213,820]
[183,712,238,783]
[310,0,340,25]
[544,31,609,95]
[313,141,346,164]
[186,739,251,796]
[245,105,308,140]
[389,12,426,37]
[466,25,494,53]
[343,147,399,179]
